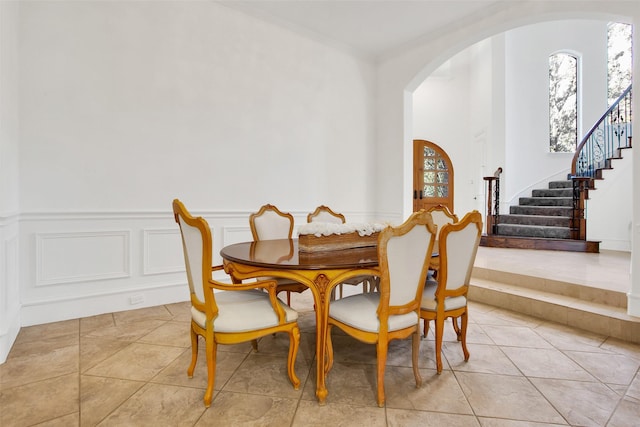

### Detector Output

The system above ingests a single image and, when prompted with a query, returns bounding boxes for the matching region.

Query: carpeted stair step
[532,188,573,197]
[496,223,571,239]
[498,214,570,227]
[492,179,575,243]
[509,205,573,216]
[549,180,572,189]
[519,196,573,207]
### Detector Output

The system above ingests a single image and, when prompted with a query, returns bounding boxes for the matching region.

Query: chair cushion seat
[191,289,298,332]
[421,282,467,311]
[329,293,419,333]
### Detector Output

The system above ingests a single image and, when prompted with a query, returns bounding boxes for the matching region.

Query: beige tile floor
[1,248,639,426]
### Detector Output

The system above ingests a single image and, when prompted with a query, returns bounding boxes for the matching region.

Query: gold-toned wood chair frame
[420,210,482,374]
[173,199,301,407]
[425,203,460,336]
[249,204,308,305]
[325,210,437,407]
[307,204,346,224]
[426,204,459,240]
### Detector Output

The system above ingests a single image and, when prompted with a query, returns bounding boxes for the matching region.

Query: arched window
[549,52,578,152]
[607,22,632,105]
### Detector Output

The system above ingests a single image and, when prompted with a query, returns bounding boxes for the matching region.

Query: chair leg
[188,325,198,378]
[251,339,258,352]
[370,277,380,292]
[435,316,445,374]
[412,331,422,388]
[376,340,388,407]
[325,324,335,374]
[461,311,470,361]
[287,325,301,389]
[452,317,462,341]
[422,318,429,338]
[203,335,217,407]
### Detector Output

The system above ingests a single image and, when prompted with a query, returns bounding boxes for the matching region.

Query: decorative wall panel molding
[36,231,130,286]
[222,226,252,247]
[143,228,184,275]
[3,236,18,315]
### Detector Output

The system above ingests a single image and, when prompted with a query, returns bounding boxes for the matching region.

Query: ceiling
[218,0,503,59]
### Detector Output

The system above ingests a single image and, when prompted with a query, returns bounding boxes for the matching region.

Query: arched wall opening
[382,4,638,315]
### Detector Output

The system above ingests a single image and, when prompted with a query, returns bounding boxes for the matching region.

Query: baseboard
[19,283,189,327]
[0,308,21,364]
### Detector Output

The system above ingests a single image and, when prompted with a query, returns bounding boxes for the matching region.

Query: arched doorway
[413,139,454,213]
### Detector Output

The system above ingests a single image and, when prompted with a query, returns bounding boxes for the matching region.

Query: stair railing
[483,167,502,235]
[571,84,632,179]
[569,84,632,241]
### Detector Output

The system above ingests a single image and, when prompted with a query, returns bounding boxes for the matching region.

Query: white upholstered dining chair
[250,204,308,305]
[420,210,482,374]
[325,210,437,407]
[426,204,459,241]
[424,204,460,335]
[173,199,301,407]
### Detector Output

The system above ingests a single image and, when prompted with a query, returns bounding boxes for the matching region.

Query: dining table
[220,238,380,404]
[221,237,440,404]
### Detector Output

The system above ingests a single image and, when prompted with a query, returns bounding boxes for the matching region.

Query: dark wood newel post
[483,168,502,236]
[571,177,589,240]
[483,177,496,235]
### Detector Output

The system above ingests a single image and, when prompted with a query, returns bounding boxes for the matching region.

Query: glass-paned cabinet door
[413,140,454,213]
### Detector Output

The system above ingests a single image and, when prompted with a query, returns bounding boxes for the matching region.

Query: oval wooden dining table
[220,238,380,405]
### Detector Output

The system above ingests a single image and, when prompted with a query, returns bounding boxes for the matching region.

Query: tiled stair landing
[469,264,640,344]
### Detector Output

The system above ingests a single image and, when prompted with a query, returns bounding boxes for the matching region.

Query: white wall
[19,1,376,213]
[504,20,608,206]
[587,154,632,251]
[0,0,21,363]
[11,1,378,336]
[413,38,497,218]
[413,19,632,251]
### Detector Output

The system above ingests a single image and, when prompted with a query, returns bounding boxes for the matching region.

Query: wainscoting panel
[217,226,252,265]
[36,231,130,287]
[4,235,18,311]
[222,226,252,247]
[143,228,184,275]
[15,209,382,329]
[1,219,20,364]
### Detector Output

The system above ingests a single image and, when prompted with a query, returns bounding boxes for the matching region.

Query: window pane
[608,22,632,105]
[423,185,435,197]
[424,172,435,183]
[424,158,435,170]
[549,53,577,152]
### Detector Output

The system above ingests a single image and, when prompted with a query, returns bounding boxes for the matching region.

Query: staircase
[481,84,631,254]
[498,180,573,239]
[481,180,600,253]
